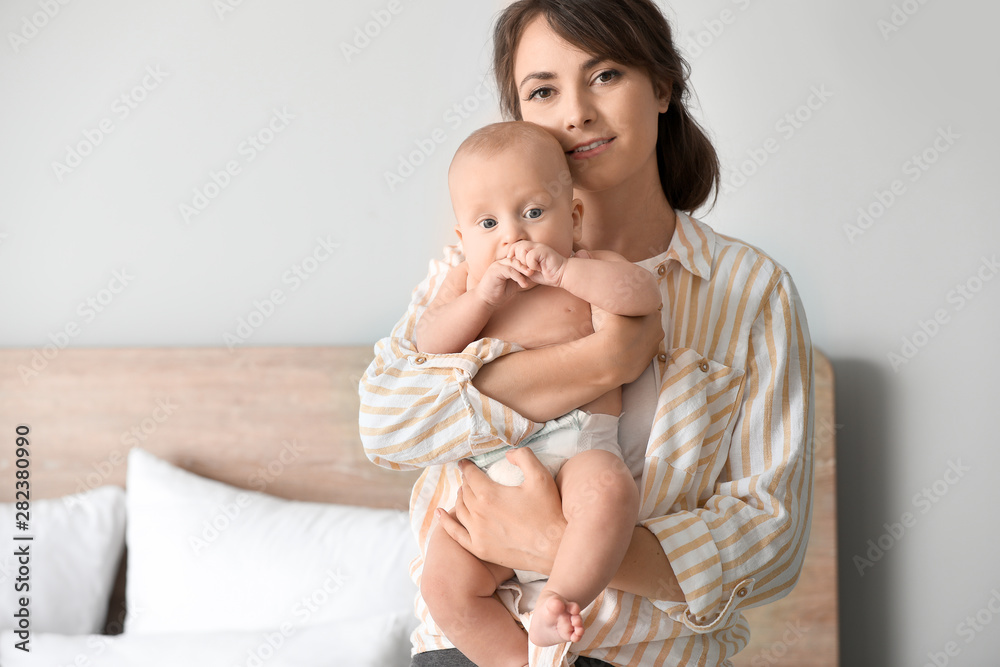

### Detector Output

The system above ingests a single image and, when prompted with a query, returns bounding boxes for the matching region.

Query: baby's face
[449,143,581,282]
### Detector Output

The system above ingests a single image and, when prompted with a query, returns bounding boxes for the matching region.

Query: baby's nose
[501,222,525,243]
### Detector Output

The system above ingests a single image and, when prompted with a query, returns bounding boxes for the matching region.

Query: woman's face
[512,16,669,193]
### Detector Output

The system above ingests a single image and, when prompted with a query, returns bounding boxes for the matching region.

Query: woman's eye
[526,87,553,101]
[595,69,621,84]
[525,208,542,220]
[479,218,498,229]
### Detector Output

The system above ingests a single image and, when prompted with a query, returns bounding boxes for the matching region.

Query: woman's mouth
[567,137,615,160]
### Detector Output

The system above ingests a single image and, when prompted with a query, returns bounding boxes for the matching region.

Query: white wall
[2,1,998,664]
[0,0,506,348]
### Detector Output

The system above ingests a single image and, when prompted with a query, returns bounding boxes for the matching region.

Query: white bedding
[1,449,421,664]
[0,612,413,666]
[0,486,125,635]
[125,448,420,635]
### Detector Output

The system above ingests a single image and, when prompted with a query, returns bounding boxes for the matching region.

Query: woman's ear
[656,79,672,114]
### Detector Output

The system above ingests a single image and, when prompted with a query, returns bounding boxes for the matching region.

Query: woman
[359,1,814,665]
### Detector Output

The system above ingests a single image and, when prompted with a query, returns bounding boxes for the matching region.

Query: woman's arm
[636,270,814,629]
[607,526,685,600]
[474,244,662,421]
[359,245,661,468]
[359,246,507,470]
[472,309,662,422]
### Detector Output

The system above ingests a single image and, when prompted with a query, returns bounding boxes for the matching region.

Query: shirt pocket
[648,347,746,490]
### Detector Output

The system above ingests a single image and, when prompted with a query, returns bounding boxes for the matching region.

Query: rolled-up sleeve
[359,245,540,471]
[640,270,814,632]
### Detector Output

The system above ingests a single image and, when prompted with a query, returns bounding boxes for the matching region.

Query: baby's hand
[474,258,533,308]
[506,241,567,287]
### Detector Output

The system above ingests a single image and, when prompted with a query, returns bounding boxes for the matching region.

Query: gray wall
[2,1,997,664]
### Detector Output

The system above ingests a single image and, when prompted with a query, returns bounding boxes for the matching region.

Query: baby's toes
[555,611,573,639]
[545,594,567,616]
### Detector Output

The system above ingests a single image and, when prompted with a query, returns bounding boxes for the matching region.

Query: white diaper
[468,409,623,583]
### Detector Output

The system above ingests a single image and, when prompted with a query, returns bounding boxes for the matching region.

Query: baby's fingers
[508,271,531,289]
[502,256,533,276]
[524,247,546,270]
[509,246,537,272]
[509,241,538,265]
[496,260,532,288]
[506,241,525,260]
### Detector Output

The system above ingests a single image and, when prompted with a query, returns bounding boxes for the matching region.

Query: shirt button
[699,360,710,372]
[657,265,666,276]
[414,356,427,365]
[658,353,667,362]
[736,587,748,598]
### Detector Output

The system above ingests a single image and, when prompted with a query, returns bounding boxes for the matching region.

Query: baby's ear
[571,199,584,242]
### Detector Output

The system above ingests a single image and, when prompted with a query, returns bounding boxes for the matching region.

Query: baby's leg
[421,517,527,667]
[528,449,639,647]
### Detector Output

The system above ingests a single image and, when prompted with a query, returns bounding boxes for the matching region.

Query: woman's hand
[435,448,567,574]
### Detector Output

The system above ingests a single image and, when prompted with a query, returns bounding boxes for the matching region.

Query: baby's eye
[525,208,543,220]
[479,218,498,229]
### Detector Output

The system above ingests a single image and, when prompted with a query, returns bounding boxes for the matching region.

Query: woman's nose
[564,87,596,131]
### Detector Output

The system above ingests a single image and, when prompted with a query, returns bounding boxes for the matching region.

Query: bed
[0,345,838,665]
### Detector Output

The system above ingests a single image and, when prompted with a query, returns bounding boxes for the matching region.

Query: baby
[415,121,660,666]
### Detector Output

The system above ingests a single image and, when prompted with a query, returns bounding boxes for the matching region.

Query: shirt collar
[660,210,715,280]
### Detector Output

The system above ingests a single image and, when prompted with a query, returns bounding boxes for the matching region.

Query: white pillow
[125,447,419,636]
[0,486,125,634]
[0,611,413,667]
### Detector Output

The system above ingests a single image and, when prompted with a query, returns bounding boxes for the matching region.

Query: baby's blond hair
[453,121,563,162]
[449,121,572,200]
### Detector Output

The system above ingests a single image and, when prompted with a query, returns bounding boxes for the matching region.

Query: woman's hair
[492,0,720,213]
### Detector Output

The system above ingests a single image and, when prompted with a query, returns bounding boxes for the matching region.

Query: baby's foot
[528,590,584,646]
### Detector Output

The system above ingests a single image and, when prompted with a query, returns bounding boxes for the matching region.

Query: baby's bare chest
[479,286,595,350]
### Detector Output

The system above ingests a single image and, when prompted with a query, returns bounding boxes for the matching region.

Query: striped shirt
[359,211,814,666]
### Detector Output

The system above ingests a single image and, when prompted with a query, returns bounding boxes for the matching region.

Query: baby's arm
[415,260,532,354]
[508,242,661,316]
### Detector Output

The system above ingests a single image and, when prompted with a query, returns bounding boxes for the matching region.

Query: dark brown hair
[492,0,720,213]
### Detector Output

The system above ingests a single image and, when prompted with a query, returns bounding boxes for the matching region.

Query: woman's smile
[566,137,615,160]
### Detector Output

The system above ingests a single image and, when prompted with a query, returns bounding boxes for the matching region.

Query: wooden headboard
[0,346,837,664]
[0,347,418,509]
